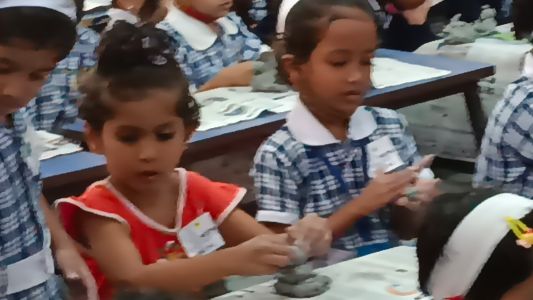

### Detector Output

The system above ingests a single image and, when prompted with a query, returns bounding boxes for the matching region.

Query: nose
[138,138,157,162]
[347,66,363,84]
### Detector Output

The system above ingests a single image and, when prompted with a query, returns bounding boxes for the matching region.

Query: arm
[41,196,74,251]
[219,209,272,246]
[197,62,255,92]
[81,213,244,293]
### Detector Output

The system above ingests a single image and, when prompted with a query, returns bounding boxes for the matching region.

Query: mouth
[343,90,363,101]
[138,170,161,180]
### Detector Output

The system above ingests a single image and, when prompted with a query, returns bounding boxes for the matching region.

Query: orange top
[56,169,245,300]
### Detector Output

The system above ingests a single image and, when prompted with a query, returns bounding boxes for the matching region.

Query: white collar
[286,99,377,146]
[105,8,139,30]
[162,5,238,51]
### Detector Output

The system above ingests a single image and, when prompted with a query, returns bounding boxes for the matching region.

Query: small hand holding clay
[274,246,332,298]
[287,214,332,258]
[396,155,441,210]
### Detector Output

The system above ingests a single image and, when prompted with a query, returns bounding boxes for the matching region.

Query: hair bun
[97,21,175,77]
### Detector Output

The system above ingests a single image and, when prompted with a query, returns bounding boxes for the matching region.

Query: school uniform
[0,113,60,299]
[475,77,533,199]
[23,26,99,132]
[158,6,269,90]
[249,0,268,22]
[252,100,422,255]
[56,169,245,300]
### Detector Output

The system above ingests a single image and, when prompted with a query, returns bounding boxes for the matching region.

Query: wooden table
[215,246,430,300]
[48,49,494,197]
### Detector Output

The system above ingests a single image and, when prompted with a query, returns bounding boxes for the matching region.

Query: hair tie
[506,217,533,248]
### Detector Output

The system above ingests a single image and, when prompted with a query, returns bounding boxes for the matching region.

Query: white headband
[0,0,77,20]
[276,0,300,34]
[427,193,533,300]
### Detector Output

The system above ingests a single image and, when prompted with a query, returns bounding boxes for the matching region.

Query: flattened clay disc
[274,275,332,298]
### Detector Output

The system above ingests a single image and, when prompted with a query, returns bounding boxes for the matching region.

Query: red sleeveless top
[56,169,245,299]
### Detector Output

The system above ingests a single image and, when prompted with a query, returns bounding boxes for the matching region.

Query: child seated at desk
[474,0,533,198]
[252,0,439,257]
[0,1,97,298]
[23,0,100,132]
[158,0,270,91]
[55,22,331,300]
[83,0,168,33]
[417,189,533,300]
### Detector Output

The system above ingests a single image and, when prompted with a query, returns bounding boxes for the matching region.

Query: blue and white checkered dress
[475,77,533,198]
[249,0,268,22]
[252,106,420,253]
[158,11,266,89]
[0,113,59,299]
[22,26,99,132]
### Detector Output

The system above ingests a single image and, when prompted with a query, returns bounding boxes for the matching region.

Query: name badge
[178,213,225,257]
[366,136,404,178]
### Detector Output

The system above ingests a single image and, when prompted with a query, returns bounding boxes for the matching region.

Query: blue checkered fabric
[0,113,59,299]
[475,77,533,198]
[252,107,420,252]
[249,0,268,22]
[22,26,99,132]
[158,12,265,89]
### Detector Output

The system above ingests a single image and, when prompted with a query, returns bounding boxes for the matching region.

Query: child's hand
[55,246,98,300]
[396,178,441,210]
[231,234,292,276]
[287,214,332,257]
[401,0,431,25]
[358,168,418,215]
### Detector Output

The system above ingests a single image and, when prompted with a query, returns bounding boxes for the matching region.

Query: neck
[109,174,176,208]
[311,108,351,141]
[179,5,218,24]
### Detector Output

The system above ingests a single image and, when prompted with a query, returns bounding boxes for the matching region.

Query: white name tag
[367,136,405,178]
[178,213,225,257]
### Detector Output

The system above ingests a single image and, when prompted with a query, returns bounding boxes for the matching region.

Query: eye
[28,72,47,81]
[329,60,348,68]
[156,132,176,141]
[0,66,13,74]
[117,133,140,144]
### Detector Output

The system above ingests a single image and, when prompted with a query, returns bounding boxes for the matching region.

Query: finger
[79,269,98,300]
[416,155,436,170]
[262,254,291,268]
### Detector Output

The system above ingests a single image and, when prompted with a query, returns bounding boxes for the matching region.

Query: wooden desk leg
[463,83,487,149]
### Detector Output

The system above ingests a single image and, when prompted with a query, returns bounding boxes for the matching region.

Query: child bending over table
[55,22,331,300]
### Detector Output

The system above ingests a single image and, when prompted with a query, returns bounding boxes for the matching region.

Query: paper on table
[37,131,82,161]
[194,87,297,131]
[215,247,432,300]
[84,0,111,10]
[372,57,451,89]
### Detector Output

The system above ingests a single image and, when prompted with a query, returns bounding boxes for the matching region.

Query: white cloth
[427,193,533,299]
[0,0,76,20]
[105,8,139,30]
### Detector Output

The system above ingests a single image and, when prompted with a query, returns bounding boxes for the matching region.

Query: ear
[84,123,105,155]
[281,54,302,90]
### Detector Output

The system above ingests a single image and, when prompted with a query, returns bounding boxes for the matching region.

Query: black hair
[0,7,77,60]
[512,0,533,41]
[276,0,376,83]
[417,189,533,300]
[79,21,200,132]
[233,0,255,28]
[74,0,85,22]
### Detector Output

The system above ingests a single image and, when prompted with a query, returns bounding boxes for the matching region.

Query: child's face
[0,42,58,117]
[87,89,191,190]
[186,0,233,19]
[284,7,377,120]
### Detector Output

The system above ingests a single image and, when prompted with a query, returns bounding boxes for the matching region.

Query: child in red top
[55,21,331,300]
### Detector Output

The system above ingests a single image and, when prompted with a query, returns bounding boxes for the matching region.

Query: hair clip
[150,55,167,66]
[142,37,150,49]
[505,217,533,248]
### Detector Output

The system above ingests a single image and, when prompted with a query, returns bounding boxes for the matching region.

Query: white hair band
[0,0,77,20]
[427,193,533,299]
[276,0,300,34]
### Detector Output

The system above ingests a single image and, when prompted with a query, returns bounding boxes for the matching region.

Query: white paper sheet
[37,131,82,161]
[215,247,432,300]
[372,57,451,89]
[194,88,297,131]
[84,0,110,10]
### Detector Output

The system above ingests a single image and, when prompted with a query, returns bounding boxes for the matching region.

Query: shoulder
[56,181,125,217]
[255,126,307,166]
[365,106,407,131]
[493,77,533,127]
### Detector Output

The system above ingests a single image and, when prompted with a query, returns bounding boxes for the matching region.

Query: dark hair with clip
[0,7,76,60]
[417,189,533,300]
[79,21,200,132]
[512,0,533,41]
[275,0,376,83]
